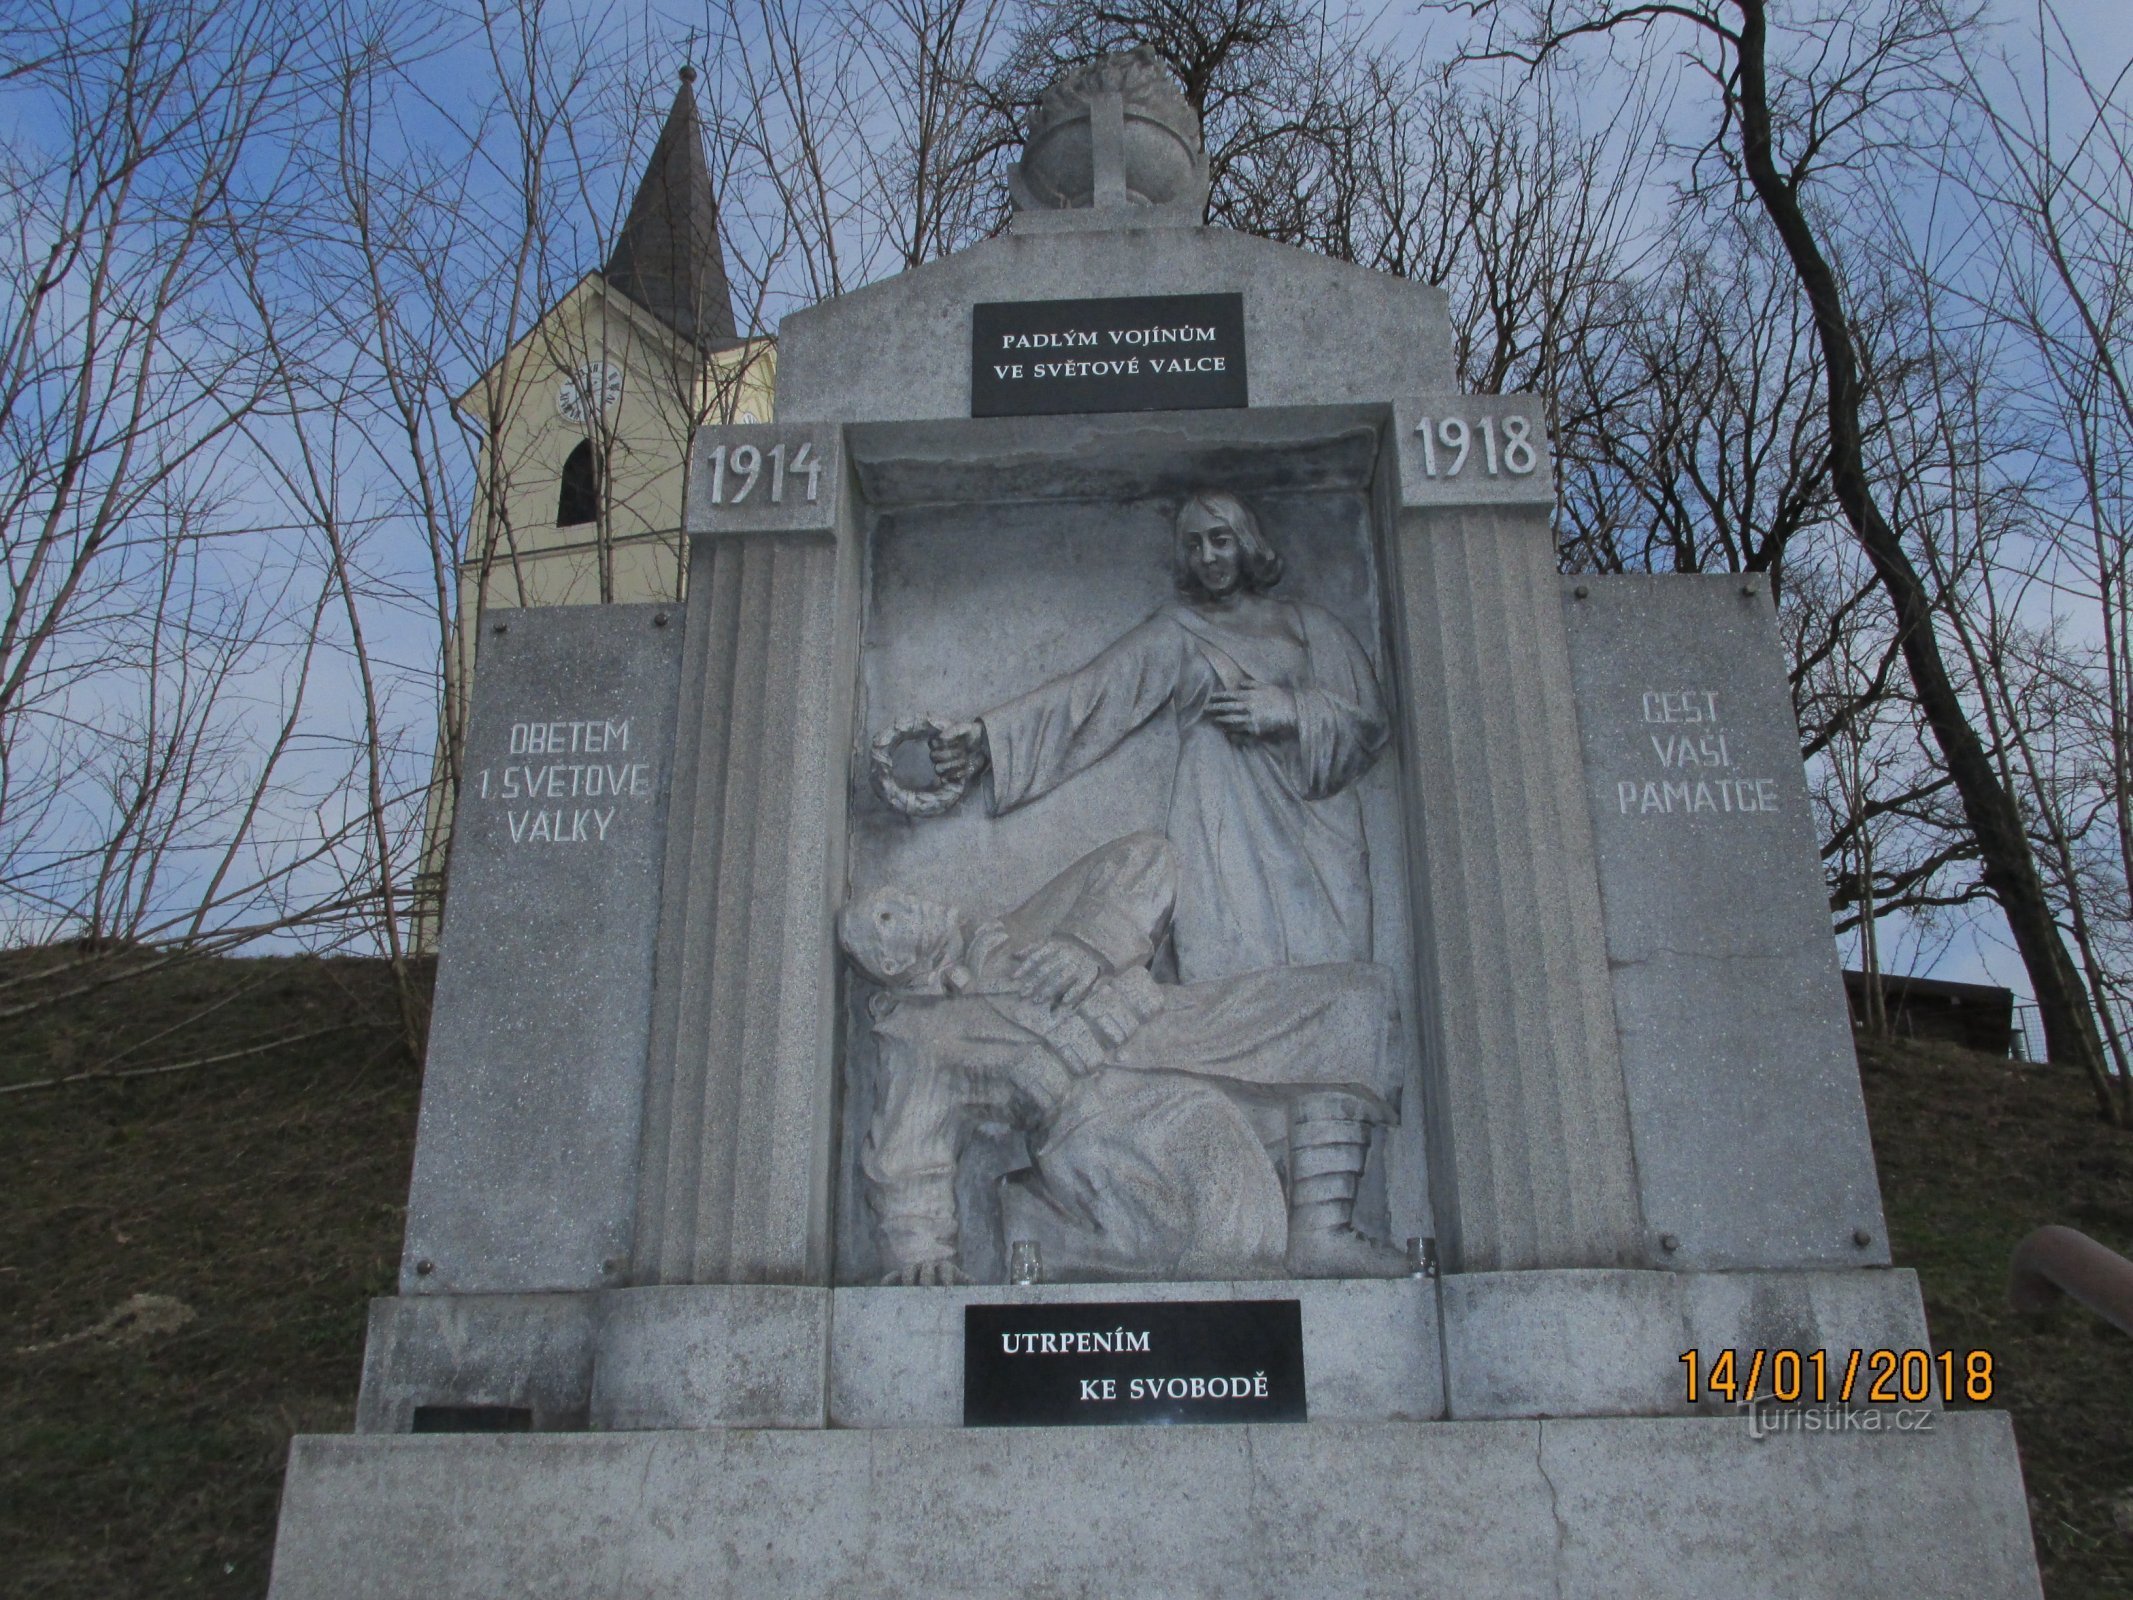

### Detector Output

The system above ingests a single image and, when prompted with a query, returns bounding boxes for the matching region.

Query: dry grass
[1,954,2128,1595]
[0,951,423,1597]
[1857,1033,2133,1598]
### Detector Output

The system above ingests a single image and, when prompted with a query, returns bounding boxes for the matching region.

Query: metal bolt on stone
[1659,1233,1680,1253]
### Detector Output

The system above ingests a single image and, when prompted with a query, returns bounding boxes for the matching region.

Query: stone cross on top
[1007,47,1210,223]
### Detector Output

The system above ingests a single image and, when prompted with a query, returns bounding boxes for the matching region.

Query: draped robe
[979,598,1388,982]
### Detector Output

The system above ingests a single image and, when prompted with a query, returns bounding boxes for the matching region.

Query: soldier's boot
[1283,1090,1408,1279]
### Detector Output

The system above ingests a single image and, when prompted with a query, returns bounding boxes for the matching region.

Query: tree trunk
[1732,0,2115,1113]
[1858,832,1887,1036]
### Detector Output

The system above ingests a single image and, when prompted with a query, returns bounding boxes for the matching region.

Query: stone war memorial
[268,52,2046,1598]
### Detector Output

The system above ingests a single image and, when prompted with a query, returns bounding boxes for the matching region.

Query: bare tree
[0,0,613,1044]
[0,0,305,937]
[844,0,1016,267]
[1937,1,2133,1108]
[1791,548,1975,1032]
[1556,211,1834,580]
[1451,0,2115,1101]
[12,0,2123,1139]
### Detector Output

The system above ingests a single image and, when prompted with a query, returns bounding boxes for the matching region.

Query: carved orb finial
[1009,47,1209,214]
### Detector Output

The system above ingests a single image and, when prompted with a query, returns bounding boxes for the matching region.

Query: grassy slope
[1858,1034,2133,1598]
[0,954,2128,1595]
[0,953,423,1597]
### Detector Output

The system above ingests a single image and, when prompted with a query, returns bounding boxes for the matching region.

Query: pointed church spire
[603,67,738,350]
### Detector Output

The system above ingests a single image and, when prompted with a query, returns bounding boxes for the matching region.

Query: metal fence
[2010,1004,2040,1062]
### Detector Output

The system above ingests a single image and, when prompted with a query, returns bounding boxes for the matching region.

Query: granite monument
[267,49,2046,1599]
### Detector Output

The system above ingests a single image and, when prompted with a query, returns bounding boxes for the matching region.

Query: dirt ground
[1,951,423,1596]
[1857,1032,2133,1597]
[1,951,2127,1595]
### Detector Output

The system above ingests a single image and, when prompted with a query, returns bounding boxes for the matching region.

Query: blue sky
[4,0,2128,1000]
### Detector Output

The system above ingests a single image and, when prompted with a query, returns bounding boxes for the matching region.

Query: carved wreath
[869,717,969,818]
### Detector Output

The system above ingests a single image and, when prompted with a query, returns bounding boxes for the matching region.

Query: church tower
[454,66,771,611]
[415,70,772,942]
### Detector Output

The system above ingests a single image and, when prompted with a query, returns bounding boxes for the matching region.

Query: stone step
[269,1413,2039,1599]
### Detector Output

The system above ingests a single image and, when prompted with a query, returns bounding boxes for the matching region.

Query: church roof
[603,68,739,351]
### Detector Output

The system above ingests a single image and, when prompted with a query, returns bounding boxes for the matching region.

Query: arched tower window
[557,438,600,526]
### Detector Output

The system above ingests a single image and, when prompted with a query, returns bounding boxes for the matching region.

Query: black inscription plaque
[970,293,1248,417]
[963,1299,1305,1427]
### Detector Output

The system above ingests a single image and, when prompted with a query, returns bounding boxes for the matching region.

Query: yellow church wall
[412,275,775,948]
[455,274,774,618]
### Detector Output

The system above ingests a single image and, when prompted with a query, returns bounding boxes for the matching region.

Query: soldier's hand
[1206,685,1297,740]
[926,720,990,784]
[1010,936,1104,1008]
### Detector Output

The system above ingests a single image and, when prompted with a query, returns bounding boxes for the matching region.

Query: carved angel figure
[923,492,1388,983]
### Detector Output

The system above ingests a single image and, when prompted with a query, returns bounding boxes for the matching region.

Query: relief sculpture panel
[841,488,1423,1285]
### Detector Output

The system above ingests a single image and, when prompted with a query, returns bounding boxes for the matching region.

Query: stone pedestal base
[354,1269,1935,1432]
[269,1413,2040,1599]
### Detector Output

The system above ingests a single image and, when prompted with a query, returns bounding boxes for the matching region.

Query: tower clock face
[556,361,624,424]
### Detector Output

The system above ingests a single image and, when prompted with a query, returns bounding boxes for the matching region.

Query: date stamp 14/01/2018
[1680,1347,1996,1407]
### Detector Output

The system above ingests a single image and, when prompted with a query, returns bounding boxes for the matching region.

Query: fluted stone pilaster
[1388,398,1645,1272]
[632,426,856,1285]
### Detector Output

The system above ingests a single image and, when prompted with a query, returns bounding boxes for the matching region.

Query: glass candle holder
[1009,1239,1043,1285]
